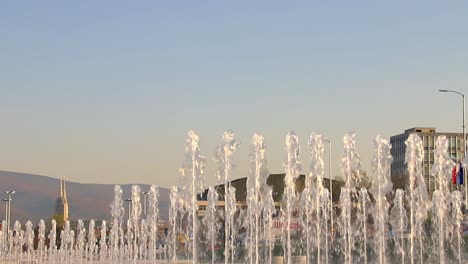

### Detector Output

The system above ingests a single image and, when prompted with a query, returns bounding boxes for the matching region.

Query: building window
[424,165,429,176]
[429,136,434,148]
[451,153,457,160]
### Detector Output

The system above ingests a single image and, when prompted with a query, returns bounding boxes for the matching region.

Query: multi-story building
[390,127,465,195]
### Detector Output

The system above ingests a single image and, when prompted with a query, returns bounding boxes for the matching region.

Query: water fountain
[369,134,393,264]
[12,221,22,259]
[405,133,430,264]
[168,186,179,262]
[100,220,108,260]
[389,188,407,263]
[0,221,5,258]
[131,185,142,260]
[147,184,160,261]
[179,130,206,263]
[37,219,46,259]
[356,188,370,264]
[0,131,466,264]
[247,133,269,264]
[48,219,57,252]
[87,219,96,260]
[109,185,124,261]
[24,221,33,256]
[263,188,276,264]
[225,184,238,263]
[302,132,330,264]
[430,136,454,263]
[204,186,220,264]
[282,131,302,264]
[338,132,361,264]
[61,220,72,261]
[214,130,240,264]
[76,219,86,260]
[451,190,464,264]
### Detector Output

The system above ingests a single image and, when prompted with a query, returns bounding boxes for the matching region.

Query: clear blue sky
[1,1,467,187]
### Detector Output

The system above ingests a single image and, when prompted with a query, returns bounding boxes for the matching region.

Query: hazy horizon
[1,1,467,188]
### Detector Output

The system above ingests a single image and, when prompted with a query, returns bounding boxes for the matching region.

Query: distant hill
[0,171,170,224]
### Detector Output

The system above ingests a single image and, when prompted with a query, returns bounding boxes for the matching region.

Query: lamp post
[324,138,333,234]
[2,199,9,232]
[439,89,467,208]
[2,198,9,246]
[3,191,15,235]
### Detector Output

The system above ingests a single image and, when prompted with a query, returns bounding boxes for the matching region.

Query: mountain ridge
[0,171,170,224]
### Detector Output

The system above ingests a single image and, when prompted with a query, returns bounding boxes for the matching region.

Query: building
[390,127,465,195]
[197,173,344,212]
[194,173,347,241]
[55,176,69,221]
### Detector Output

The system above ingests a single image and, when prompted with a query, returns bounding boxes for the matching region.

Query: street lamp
[2,199,10,233]
[3,190,15,235]
[125,199,132,220]
[438,89,467,208]
[324,138,333,234]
